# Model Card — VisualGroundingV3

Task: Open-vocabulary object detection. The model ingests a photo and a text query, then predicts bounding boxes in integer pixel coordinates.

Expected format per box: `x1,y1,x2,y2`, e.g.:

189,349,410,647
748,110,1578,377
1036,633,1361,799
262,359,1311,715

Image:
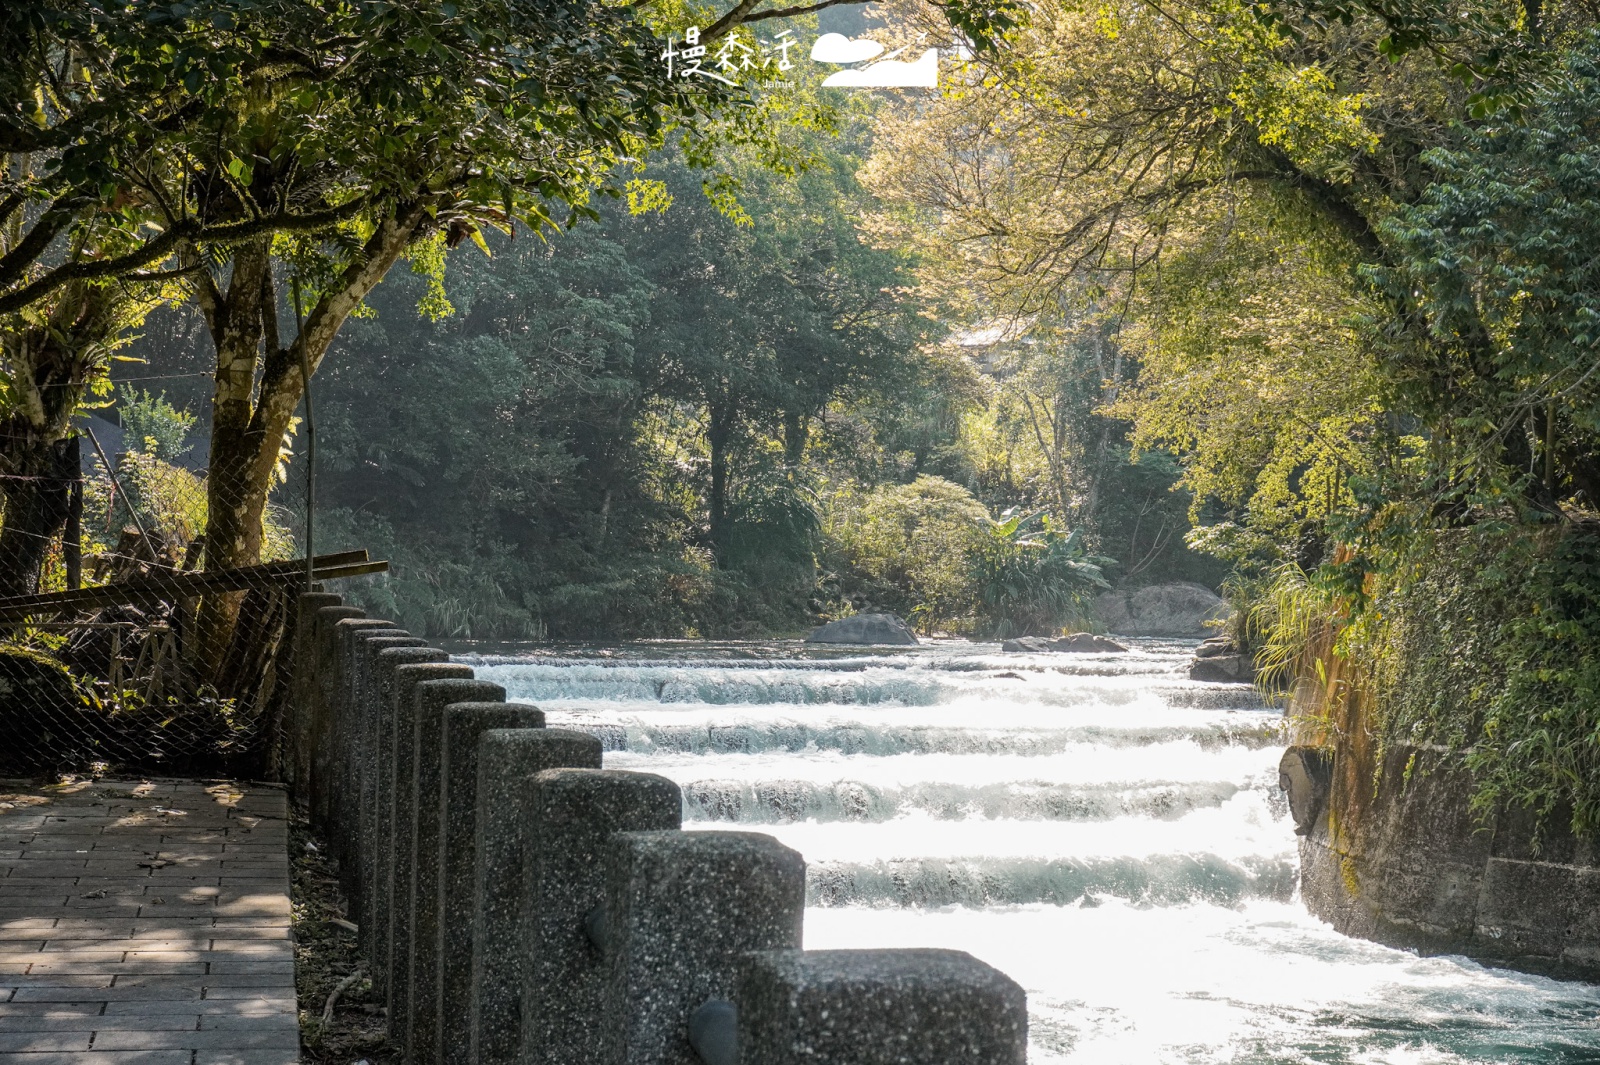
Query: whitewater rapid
465,640,1600,1063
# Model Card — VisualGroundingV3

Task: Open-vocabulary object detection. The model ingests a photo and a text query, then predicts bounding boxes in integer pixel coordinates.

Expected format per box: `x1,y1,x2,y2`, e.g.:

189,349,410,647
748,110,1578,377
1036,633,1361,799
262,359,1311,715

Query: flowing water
465,639,1600,1064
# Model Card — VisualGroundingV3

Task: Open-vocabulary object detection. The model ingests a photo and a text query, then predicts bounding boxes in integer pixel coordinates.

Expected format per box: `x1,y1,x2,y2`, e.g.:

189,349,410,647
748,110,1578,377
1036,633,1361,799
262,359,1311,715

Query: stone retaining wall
283,593,1030,1064
1285,734,1600,981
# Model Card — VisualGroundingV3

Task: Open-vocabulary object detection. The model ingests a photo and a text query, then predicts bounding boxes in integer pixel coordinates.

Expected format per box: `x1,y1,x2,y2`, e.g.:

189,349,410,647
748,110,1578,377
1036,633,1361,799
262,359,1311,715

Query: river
466,639,1600,1064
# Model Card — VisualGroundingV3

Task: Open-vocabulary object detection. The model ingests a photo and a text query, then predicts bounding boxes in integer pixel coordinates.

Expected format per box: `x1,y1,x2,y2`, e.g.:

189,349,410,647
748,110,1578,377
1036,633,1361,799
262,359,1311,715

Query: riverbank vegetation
115,126,1184,640
7,0,1600,826
874,0,1600,834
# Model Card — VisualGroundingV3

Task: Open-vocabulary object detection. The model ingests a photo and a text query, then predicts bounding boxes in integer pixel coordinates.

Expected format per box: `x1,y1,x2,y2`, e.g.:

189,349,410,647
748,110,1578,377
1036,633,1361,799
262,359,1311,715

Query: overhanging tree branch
707,0,865,35
0,198,371,316
0,201,79,293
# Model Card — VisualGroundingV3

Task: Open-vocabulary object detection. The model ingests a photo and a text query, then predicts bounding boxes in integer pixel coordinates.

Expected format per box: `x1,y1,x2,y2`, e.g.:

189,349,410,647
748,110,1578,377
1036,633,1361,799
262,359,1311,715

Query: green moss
0,646,77,704
0,646,95,772
1340,855,1362,899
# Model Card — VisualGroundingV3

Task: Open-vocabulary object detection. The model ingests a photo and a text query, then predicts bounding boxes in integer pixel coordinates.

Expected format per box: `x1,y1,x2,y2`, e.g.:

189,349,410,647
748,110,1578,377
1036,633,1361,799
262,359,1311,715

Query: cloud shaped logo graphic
821,47,938,88
810,33,885,64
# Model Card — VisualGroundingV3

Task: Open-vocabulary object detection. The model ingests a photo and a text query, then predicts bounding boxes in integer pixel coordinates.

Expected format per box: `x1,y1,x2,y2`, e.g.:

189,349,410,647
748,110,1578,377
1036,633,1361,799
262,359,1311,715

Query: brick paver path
0,780,300,1065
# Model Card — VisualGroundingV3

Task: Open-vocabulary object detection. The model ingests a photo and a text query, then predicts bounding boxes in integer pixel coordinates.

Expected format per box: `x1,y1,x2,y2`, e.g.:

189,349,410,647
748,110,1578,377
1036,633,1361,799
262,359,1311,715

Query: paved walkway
0,780,300,1065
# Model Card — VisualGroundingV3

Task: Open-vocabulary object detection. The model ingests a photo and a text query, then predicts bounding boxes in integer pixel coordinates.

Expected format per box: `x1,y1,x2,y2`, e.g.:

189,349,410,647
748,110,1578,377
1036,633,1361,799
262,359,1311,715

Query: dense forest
7,0,1600,830
111,121,1211,641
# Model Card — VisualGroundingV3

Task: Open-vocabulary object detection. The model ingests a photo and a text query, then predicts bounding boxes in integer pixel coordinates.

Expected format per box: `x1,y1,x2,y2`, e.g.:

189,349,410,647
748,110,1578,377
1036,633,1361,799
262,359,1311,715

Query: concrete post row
408,677,507,1065
468,728,604,1065
370,646,450,1003
352,633,427,965
438,702,547,1065
308,603,364,825
330,617,400,903
285,592,340,791
519,768,683,1065
385,658,470,1049
289,593,1031,1065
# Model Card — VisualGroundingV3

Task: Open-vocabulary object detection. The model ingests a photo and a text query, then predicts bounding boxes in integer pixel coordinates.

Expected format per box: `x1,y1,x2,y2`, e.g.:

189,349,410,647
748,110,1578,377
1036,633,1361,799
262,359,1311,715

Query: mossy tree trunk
0,283,125,598
189,206,428,681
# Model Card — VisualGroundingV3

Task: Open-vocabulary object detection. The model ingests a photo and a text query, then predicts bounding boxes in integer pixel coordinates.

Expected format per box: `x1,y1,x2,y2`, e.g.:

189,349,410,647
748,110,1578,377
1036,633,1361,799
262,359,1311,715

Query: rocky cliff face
1287,689,1600,980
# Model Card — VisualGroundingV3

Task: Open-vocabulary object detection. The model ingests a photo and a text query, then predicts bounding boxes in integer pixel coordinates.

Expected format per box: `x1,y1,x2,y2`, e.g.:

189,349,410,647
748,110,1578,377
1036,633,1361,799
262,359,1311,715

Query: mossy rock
0,647,95,771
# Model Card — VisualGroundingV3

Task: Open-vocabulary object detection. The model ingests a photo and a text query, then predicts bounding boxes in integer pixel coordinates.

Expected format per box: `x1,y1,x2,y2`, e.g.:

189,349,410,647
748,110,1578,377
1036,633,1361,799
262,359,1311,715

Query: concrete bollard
603,830,805,1065
309,604,365,823
331,618,400,902
468,729,603,1065
736,949,1029,1064
385,658,472,1053
338,624,407,931
437,702,546,1065
353,632,426,967
520,769,683,1065
368,643,447,1000
284,593,341,789
407,678,507,1065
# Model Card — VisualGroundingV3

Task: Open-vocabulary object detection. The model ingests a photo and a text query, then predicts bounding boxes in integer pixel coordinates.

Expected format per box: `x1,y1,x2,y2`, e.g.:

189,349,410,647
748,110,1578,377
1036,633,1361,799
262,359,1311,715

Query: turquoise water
464,640,1600,1064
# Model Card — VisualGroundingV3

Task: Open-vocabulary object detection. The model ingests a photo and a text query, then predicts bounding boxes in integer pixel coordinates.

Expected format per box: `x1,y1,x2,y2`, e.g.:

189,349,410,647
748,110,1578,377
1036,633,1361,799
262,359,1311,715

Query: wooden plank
312,560,391,581
0,551,372,621
0,550,368,613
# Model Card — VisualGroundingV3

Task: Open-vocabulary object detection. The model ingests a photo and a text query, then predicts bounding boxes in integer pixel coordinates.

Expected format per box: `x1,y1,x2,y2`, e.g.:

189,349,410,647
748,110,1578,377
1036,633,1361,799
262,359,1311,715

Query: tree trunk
64,458,82,590
191,241,273,679
782,411,807,469
0,433,77,598
189,206,428,681
0,282,124,598
708,402,732,562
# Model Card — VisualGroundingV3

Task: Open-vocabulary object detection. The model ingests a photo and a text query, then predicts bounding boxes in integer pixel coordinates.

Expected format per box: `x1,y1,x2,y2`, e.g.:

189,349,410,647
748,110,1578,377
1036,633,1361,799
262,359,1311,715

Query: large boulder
805,614,919,646
1095,582,1231,637
1189,653,1254,683
1001,634,1128,653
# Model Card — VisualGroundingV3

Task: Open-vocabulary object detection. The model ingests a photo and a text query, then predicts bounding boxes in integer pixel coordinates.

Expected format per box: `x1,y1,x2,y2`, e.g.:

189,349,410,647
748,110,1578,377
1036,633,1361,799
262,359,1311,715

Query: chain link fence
0,425,382,778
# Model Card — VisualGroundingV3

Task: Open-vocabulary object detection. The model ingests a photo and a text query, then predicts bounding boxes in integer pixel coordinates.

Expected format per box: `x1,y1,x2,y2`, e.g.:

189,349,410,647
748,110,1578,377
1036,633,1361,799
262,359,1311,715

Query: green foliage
300,132,936,640
117,452,208,547
1261,0,1567,118
969,512,1113,639
823,476,990,633
1289,38,1600,838
720,474,821,593
117,387,195,463
949,315,1215,585
1340,525,1600,837
1363,32,1600,517
1242,562,1339,691
79,393,295,560
308,217,672,639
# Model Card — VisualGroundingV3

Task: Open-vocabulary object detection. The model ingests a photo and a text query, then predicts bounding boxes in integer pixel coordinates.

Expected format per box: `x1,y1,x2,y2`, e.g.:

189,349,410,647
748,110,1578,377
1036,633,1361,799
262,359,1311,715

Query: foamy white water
466,639,1600,1063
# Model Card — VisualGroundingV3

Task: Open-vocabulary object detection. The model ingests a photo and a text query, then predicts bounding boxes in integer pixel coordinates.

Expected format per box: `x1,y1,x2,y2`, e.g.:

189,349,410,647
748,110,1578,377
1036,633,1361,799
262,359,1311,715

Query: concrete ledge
737,948,1028,1064
604,830,804,1065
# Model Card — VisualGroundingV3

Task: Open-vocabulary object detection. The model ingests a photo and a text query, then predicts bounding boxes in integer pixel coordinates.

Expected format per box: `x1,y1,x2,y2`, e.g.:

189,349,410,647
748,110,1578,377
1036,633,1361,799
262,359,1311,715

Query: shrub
970,512,1113,638
823,476,990,633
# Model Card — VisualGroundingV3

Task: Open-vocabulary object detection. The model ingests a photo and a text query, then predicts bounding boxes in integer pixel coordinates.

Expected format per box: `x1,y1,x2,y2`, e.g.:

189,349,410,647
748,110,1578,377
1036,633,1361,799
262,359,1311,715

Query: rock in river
805,614,919,646
1001,634,1128,653
1095,581,1231,637
1189,652,1254,683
